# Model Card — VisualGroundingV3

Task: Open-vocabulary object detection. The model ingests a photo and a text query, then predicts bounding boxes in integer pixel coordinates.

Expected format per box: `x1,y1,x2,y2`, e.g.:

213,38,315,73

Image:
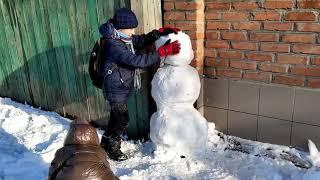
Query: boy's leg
101,102,129,161
106,102,129,138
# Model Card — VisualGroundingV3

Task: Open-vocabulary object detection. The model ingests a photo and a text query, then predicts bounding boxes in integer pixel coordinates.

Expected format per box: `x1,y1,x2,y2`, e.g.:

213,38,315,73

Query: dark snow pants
105,102,129,140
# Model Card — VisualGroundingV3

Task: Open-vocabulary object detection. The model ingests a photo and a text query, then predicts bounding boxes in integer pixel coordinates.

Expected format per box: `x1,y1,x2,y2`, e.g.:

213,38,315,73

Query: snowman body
150,32,209,156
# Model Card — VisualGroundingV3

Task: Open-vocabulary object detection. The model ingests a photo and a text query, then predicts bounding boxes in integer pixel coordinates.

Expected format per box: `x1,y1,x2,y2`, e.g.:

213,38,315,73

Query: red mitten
157,40,181,57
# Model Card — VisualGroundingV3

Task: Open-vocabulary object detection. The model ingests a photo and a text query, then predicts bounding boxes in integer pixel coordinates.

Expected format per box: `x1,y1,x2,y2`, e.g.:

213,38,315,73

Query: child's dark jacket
99,22,160,103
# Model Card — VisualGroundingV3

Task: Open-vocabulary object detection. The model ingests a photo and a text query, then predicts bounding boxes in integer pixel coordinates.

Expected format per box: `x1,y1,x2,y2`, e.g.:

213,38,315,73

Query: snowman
150,31,210,157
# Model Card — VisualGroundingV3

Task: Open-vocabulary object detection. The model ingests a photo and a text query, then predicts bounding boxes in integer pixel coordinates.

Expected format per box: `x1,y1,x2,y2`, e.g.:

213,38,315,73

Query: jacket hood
64,119,99,146
99,20,118,39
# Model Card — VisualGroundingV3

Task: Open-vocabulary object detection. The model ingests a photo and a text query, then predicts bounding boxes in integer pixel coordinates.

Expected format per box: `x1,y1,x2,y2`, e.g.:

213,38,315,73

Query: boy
99,8,181,161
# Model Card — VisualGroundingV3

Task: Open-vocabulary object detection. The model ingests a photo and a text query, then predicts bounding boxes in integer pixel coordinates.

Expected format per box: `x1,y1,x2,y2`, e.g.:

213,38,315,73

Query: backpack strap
104,63,118,79
102,39,131,88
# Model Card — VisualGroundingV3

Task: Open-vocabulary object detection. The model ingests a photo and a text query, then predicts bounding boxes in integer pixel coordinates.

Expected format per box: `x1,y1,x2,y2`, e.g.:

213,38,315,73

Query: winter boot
101,136,128,161
101,102,129,161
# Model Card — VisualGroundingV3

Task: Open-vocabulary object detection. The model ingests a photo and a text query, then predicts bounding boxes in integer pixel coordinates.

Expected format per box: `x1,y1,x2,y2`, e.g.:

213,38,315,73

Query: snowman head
155,31,194,66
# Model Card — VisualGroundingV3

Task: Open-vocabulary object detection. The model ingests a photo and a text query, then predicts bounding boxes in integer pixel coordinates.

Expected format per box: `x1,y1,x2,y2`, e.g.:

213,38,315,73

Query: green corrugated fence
0,0,152,139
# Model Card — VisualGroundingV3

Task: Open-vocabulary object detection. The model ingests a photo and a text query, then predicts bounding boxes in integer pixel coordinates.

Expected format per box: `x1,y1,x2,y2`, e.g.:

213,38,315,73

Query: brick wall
163,0,205,73
163,0,320,88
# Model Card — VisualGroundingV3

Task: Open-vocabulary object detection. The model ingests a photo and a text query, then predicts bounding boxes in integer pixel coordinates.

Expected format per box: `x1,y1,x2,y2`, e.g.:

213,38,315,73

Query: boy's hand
157,40,181,57
158,26,180,36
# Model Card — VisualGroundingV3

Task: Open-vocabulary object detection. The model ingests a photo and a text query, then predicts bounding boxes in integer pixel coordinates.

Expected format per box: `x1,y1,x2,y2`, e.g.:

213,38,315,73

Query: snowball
150,106,208,156
155,31,194,66
151,65,200,106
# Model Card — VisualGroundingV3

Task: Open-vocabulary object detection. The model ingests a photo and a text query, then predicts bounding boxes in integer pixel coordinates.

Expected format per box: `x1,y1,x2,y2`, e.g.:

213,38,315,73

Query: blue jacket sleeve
106,40,160,68
132,30,160,50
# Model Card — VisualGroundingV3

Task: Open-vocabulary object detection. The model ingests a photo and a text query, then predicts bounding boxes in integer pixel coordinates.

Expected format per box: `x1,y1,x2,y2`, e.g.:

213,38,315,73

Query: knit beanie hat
112,8,138,29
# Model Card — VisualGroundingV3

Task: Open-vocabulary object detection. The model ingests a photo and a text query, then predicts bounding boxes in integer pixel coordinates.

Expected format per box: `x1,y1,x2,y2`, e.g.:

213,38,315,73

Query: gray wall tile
291,122,320,150
228,111,257,141
229,80,260,114
204,78,229,109
204,107,228,134
257,117,291,146
202,78,320,150
259,84,294,120
294,88,320,126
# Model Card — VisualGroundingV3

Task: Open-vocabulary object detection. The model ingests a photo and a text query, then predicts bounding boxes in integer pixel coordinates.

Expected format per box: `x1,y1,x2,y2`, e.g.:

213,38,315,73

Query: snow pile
1,97,320,179
308,140,320,167
155,32,194,66
0,98,70,179
150,31,209,157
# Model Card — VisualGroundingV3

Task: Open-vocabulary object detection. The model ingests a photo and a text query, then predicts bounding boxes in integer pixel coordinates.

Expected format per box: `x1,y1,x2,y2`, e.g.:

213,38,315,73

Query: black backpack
88,38,105,89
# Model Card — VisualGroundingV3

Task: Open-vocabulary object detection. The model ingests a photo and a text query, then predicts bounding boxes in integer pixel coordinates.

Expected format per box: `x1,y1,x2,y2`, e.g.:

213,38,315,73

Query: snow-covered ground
0,97,319,180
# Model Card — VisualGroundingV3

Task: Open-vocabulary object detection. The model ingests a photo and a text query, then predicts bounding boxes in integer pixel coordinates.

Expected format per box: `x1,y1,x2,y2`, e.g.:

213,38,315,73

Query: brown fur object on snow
48,119,118,180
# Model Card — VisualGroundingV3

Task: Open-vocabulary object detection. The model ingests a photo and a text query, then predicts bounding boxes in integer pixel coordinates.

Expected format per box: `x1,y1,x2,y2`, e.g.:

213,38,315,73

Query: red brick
244,72,272,82
186,12,204,21
264,22,293,31
192,40,204,51
216,68,242,78
190,61,197,68
232,2,258,10
311,56,320,65
259,63,288,73
191,44,204,58
284,12,316,21
231,42,258,50
273,75,305,86
175,22,200,31
188,32,205,39
207,2,231,10
205,31,219,40
205,58,229,67
291,66,320,76
194,48,204,59
175,2,203,10
264,0,294,9
261,43,290,53
204,48,217,57
205,12,220,20
191,58,204,67
250,32,279,42
223,12,248,21
163,21,175,27
230,60,257,70
207,22,231,30
206,40,229,49
298,1,320,9
222,31,247,41
164,2,174,10
246,52,273,62
204,68,216,76
307,79,320,88
164,12,185,21
297,23,320,32
252,12,281,21
316,34,320,44
282,34,315,43
233,22,260,30
277,54,308,65
292,44,320,54
219,50,242,59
